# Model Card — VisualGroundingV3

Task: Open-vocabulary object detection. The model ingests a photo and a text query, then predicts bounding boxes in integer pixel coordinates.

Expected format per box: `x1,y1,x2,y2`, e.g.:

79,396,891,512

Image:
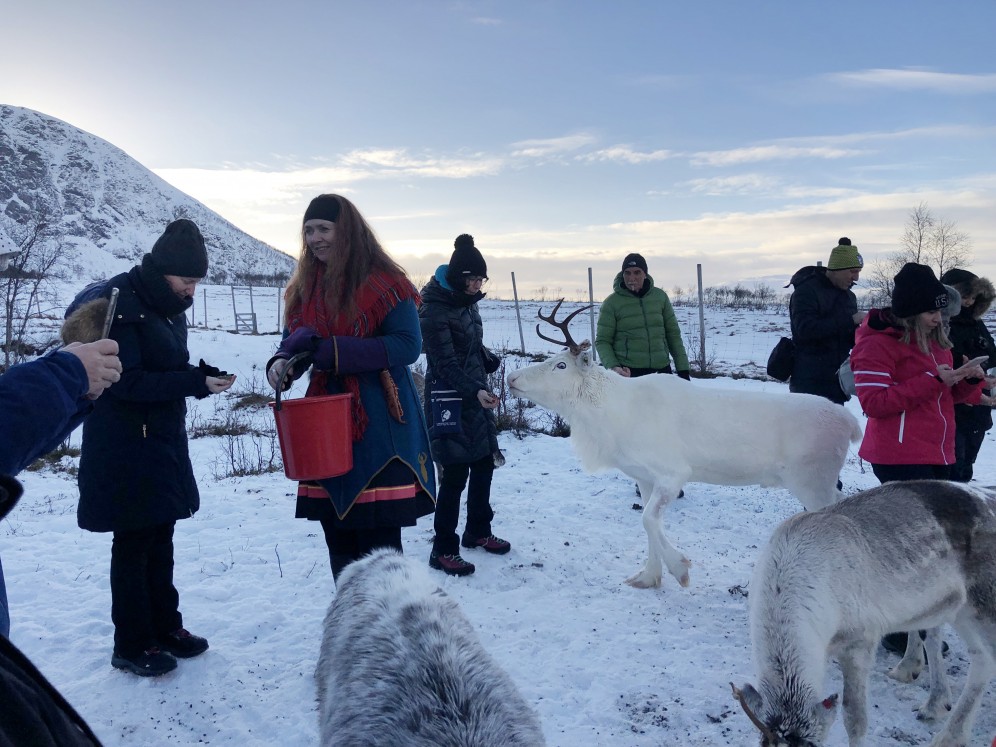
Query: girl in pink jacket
851,263,985,483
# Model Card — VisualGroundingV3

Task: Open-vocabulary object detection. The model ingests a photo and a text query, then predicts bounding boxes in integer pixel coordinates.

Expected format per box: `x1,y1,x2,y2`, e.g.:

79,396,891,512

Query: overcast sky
3,0,995,298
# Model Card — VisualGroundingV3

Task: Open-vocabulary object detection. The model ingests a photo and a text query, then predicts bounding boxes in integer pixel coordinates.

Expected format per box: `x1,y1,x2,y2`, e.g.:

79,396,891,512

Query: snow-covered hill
0,105,296,283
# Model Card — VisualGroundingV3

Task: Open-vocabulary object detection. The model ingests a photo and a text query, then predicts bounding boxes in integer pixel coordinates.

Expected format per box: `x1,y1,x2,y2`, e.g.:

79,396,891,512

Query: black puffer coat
943,272,996,431
419,269,500,465
787,266,858,404
72,258,210,532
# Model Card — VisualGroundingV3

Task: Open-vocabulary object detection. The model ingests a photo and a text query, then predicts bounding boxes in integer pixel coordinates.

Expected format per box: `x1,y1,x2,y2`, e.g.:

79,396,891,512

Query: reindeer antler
536,299,593,353
730,683,777,744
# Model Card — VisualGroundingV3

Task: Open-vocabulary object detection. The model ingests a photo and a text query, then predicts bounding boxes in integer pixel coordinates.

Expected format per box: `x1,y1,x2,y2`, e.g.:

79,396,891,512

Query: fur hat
150,219,208,278
826,238,863,271
940,268,996,320
303,194,341,224
891,263,948,318
621,253,648,273
446,234,487,287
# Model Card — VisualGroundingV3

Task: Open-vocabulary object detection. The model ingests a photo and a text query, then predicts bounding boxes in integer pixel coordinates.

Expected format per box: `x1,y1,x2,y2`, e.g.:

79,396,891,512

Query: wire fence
182,282,795,378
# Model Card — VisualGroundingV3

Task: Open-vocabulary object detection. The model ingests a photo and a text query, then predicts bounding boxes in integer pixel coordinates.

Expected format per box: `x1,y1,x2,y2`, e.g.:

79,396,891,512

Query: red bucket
269,357,353,480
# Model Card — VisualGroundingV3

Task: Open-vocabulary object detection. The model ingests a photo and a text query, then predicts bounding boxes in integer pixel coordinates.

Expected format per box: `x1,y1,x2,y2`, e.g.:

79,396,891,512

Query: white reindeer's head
506,300,603,413
731,683,838,747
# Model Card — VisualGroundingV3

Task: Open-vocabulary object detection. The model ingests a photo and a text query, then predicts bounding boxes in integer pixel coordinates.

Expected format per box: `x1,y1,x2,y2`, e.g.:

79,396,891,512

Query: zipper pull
143,424,147,438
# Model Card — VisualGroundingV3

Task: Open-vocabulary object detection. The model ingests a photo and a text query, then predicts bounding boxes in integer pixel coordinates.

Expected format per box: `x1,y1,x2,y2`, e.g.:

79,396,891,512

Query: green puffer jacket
595,273,689,371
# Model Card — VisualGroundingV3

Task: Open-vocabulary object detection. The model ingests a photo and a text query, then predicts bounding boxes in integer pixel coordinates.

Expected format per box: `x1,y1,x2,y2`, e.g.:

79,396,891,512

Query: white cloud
339,148,504,178
827,68,996,94
581,145,674,164
691,145,865,167
510,134,598,158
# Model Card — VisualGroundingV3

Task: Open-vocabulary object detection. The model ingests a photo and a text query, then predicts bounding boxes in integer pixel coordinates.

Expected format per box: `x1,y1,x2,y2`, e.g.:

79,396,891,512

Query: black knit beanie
150,219,208,278
939,268,978,290
303,194,341,224
891,263,948,317
622,253,648,273
446,234,487,286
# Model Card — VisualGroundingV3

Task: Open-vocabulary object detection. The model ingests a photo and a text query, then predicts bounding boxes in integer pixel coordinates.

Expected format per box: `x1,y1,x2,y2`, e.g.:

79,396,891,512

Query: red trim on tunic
297,481,417,503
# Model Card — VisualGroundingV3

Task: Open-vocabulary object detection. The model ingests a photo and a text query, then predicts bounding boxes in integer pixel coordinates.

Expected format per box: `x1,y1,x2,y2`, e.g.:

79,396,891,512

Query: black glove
198,359,230,378
676,370,691,381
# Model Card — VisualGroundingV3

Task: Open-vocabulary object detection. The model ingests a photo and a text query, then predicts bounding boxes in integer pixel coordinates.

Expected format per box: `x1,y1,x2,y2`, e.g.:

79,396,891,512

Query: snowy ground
3,292,996,746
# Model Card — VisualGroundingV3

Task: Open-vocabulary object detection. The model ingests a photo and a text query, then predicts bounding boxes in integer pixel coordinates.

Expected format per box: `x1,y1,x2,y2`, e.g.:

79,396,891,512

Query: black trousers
871,463,952,483
952,424,987,482
319,520,402,582
110,522,182,657
432,455,495,555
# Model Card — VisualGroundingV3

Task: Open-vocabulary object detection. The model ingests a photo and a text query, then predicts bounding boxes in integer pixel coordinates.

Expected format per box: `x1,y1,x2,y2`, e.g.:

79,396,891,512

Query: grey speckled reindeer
734,480,996,747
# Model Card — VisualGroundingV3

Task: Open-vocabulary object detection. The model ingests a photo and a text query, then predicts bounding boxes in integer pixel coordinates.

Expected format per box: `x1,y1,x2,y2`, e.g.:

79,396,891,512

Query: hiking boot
111,647,177,677
159,628,209,659
429,551,476,576
461,534,511,555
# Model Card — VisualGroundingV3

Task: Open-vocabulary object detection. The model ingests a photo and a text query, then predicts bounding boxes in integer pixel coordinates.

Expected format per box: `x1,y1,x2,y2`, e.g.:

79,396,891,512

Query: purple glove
277,326,321,358
313,336,390,373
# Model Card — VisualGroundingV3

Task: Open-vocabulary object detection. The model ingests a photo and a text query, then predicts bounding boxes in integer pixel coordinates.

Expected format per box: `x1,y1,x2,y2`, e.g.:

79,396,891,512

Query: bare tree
0,215,77,369
866,202,973,305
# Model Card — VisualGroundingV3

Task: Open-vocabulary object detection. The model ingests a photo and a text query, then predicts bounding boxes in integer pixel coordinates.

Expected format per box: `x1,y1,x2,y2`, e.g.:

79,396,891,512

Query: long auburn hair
283,194,410,325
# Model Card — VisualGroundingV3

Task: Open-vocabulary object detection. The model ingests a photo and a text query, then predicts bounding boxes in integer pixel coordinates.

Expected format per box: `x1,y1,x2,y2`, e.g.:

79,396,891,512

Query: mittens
676,370,691,381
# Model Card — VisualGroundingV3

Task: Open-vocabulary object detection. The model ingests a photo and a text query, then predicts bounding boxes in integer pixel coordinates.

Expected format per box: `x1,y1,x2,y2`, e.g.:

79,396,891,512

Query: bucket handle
273,352,314,412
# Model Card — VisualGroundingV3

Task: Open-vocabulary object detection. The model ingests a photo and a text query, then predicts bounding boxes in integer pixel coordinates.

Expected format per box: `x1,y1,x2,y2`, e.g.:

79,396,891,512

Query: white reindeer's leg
916,628,952,721
930,622,996,747
837,641,875,746
888,630,926,684
625,485,690,589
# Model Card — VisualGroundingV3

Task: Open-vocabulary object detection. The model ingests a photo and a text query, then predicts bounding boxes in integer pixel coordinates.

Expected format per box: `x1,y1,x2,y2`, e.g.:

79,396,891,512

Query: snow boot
429,551,476,576
111,646,177,677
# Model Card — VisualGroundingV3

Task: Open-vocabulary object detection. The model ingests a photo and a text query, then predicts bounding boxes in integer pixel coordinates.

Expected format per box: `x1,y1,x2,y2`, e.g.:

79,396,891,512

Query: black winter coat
948,306,996,431
788,266,858,404
419,274,500,465
74,259,210,532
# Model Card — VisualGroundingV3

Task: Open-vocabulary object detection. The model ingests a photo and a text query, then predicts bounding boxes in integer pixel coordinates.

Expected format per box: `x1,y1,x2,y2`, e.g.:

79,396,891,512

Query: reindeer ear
809,692,839,735
739,683,764,713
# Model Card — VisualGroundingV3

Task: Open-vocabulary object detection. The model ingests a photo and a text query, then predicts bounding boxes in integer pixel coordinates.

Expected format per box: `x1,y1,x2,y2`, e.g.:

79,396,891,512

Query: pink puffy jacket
851,309,983,466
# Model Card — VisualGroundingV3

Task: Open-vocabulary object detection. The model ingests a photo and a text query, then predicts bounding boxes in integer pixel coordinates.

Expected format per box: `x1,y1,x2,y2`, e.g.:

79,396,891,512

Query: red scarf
288,268,420,440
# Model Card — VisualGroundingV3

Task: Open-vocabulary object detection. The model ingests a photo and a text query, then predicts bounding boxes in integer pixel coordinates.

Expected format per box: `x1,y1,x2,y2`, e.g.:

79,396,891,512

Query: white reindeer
734,480,996,747
315,549,546,747
506,301,862,588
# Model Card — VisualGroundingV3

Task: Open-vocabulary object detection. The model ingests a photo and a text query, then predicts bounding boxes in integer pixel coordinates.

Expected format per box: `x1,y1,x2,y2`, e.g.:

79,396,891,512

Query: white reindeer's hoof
887,663,920,683
624,570,662,589
915,700,952,722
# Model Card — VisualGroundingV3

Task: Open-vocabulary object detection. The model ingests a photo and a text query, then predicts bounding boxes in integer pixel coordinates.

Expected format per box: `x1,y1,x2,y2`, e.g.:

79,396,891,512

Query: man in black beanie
63,217,233,677
149,219,209,280
595,253,690,380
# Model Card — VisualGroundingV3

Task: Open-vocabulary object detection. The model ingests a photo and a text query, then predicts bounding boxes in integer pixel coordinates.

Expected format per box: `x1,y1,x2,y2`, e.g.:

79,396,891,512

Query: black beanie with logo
891,262,948,317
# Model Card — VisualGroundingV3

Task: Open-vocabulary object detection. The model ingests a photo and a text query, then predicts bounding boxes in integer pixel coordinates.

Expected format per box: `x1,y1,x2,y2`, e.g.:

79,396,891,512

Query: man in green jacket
596,253,691,380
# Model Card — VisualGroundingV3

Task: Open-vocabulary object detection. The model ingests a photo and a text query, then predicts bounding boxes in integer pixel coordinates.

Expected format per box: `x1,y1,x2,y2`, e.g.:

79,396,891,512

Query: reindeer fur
739,480,996,747
506,348,861,588
315,549,546,747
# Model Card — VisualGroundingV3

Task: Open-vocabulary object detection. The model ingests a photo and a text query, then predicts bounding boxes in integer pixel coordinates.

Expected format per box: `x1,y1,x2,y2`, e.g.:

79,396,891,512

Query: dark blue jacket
72,261,209,532
0,353,91,516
